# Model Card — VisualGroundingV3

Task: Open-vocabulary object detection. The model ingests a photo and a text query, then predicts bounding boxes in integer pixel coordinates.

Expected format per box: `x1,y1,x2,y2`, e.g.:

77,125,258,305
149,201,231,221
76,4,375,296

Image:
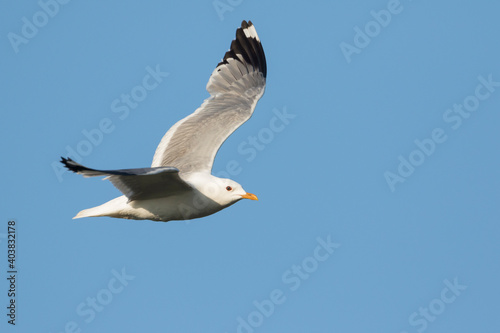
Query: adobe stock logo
7,0,71,54
226,235,340,333
52,267,135,333
384,74,500,192
340,0,404,64
182,106,295,224
52,64,169,183
399,277,466,333
212,0,243,21
211,106,295,183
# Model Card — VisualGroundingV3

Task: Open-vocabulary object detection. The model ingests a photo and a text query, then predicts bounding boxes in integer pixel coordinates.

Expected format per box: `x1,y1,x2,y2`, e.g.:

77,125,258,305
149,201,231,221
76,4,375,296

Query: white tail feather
72,196,128,219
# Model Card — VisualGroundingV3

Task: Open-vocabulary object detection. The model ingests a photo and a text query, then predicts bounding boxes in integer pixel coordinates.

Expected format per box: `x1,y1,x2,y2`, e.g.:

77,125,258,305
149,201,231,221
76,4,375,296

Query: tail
73,207,107,219
72,196,128,219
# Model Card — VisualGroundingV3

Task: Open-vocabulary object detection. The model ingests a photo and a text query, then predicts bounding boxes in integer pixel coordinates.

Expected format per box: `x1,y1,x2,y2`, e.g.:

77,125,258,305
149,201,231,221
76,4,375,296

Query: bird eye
226,186,232,191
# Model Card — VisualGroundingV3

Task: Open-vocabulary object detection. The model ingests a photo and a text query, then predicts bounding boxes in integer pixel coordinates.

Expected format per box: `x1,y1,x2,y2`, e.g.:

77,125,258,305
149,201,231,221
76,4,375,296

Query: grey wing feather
61,158,192,202
151,20,266,173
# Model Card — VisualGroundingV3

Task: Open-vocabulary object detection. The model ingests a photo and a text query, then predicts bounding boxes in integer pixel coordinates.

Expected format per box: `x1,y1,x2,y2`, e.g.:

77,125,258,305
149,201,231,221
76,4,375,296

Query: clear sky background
1,1,500,332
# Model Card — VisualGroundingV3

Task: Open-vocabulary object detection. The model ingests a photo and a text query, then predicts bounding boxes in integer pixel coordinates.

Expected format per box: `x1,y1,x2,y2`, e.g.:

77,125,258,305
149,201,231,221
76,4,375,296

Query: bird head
190,174,258,207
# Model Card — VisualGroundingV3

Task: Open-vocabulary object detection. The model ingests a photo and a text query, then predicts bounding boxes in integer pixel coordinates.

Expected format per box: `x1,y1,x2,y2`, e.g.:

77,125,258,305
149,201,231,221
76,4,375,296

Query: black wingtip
216,20,266,78
60,157,83,173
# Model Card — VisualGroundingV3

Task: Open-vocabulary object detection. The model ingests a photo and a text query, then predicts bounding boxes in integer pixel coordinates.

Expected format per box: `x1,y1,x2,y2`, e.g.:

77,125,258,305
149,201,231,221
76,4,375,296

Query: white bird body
62,21,266,222
74,173,250,221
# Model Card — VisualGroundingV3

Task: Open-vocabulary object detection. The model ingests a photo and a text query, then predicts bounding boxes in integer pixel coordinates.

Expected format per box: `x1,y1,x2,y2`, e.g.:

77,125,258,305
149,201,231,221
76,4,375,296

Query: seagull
61,20,266,222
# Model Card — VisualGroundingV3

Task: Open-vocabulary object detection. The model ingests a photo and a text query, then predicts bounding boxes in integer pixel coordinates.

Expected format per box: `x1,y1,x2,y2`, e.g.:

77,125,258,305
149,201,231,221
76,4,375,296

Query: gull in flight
61,20,266,222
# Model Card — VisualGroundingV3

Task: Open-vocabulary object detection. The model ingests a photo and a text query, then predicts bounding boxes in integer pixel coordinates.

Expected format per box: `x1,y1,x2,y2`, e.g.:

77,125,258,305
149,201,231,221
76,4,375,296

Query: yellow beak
240,192,258,201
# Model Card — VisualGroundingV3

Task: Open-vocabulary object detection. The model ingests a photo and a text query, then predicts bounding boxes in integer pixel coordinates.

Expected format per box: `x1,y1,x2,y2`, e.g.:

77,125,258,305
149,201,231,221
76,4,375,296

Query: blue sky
1,1,500,332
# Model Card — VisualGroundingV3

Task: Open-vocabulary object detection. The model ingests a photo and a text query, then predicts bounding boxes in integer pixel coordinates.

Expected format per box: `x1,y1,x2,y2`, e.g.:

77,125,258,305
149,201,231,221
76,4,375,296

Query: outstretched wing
151,20,267,173
61,158,192,202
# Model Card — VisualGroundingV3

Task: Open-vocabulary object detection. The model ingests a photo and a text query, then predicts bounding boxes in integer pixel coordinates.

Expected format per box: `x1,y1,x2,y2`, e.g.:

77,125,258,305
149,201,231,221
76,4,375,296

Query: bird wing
61,158,192,202
151,20,266,173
